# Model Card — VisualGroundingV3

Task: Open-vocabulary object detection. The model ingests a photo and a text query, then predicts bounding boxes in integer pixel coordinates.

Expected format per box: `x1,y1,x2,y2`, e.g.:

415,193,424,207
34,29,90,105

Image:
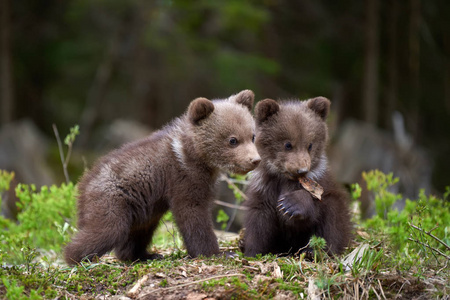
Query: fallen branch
138,273,245,298
408,223,450,251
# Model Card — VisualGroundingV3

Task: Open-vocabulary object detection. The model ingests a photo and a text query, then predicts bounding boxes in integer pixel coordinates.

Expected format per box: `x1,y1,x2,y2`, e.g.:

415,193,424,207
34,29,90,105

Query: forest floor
2,227,448,300
1,170,449,299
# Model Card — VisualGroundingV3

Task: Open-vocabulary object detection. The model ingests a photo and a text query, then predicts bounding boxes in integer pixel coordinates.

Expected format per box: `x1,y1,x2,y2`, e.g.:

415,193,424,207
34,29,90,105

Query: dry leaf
357,230,370,239
307,277,321,300
186,292,208,300
342,243,370,272
299,177,324,201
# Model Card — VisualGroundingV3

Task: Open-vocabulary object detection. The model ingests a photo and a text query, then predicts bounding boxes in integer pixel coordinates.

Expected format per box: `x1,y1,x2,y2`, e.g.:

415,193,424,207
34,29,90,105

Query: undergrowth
0,168,449,299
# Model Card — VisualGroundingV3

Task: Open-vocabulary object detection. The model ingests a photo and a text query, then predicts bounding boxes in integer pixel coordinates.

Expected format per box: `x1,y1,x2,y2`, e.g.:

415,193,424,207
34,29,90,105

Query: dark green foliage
6,0,450,191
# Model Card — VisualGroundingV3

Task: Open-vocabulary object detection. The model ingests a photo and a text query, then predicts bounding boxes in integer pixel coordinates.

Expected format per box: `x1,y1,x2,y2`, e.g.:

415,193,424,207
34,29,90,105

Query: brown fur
243,97,351,257
64,90,260,265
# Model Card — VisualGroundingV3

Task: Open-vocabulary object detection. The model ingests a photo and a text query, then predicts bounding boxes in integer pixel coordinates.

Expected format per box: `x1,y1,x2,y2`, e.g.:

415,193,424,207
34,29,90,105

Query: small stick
219,246,239,251
371,285,381,300
395,280,409,299
408,238,450,259
242,265,259,271
359,279,368,299
52,124,70,184
409,223,450,251
437,259,448,274
138,273,245,298
294,241,311,256
161,219,180,252
377,279,387,300
127,274,149,298
214,199,247,210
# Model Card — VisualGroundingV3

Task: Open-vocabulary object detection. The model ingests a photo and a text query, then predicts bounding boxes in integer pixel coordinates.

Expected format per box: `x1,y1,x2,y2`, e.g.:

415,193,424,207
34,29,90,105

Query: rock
0,119,55,219
92,119,153,152
329,119,432,217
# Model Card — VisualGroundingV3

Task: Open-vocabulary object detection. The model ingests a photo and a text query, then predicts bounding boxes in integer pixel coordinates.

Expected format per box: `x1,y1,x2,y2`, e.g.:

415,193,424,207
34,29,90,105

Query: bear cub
243,97,351,257
64,90,261,265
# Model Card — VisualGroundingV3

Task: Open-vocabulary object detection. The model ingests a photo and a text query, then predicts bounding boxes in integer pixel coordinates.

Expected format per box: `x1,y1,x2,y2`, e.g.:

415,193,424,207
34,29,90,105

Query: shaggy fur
243,97,351,257
64,90,260,265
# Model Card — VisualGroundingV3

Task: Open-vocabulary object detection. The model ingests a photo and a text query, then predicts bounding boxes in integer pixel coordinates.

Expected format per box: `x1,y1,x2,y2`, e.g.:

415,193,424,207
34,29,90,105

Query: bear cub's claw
277,190,313,221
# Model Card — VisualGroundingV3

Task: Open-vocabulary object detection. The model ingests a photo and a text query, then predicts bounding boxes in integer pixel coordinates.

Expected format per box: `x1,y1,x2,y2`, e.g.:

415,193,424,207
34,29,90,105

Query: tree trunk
362,0,380,125
0,0,14,125
445,34,450,115
385,0,399,130
409,0,421,139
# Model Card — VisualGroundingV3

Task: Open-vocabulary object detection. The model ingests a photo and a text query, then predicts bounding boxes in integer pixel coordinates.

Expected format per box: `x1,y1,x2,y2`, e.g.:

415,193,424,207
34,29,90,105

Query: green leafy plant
0,170,15,229
0,169,14,192
361,170,450,269
0,171,77,264
350,182,361,201
216,209,230,230
363,170,402,220
309,236,327,262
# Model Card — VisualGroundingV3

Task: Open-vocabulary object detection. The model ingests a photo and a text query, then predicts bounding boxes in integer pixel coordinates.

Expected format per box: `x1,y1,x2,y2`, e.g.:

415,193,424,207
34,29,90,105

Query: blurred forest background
0,0,449,198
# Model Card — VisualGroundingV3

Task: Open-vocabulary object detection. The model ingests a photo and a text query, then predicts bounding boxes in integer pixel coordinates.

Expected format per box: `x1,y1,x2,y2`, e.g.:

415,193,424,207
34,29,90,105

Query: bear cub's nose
251,157,261,167
297,168,308,176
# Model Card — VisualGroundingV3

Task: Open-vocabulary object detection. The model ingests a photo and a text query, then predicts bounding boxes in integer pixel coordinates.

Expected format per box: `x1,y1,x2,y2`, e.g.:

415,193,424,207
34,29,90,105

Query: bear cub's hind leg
115,216,165,262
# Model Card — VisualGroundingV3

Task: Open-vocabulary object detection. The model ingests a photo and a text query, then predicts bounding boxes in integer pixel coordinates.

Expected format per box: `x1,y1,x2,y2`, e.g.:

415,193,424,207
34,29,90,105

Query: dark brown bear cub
243,97,351,257
64,90,261,265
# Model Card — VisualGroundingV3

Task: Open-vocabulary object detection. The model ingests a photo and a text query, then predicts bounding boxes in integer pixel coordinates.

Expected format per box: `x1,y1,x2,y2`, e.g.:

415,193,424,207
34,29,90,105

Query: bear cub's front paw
277,190,314,221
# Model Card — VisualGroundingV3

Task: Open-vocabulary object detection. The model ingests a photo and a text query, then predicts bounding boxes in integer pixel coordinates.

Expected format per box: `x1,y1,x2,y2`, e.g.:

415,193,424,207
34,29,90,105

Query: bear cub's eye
308,143,313,152
252,134,255,143
285,142,293,151
229,137,238,146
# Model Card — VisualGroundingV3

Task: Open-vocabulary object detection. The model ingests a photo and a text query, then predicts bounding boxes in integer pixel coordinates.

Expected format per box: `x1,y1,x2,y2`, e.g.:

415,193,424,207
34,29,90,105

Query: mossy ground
1,170,449,299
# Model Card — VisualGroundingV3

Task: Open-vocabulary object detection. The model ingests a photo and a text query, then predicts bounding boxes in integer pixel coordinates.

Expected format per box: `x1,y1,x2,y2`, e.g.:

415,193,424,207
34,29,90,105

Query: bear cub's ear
188,97,215,125
255,99,280,125
232,89,255,111
307,96,331,120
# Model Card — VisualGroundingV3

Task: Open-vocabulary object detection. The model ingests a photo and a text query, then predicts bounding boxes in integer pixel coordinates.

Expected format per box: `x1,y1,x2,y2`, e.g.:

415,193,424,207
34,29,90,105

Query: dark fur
64,90,260,265
243,97,351,257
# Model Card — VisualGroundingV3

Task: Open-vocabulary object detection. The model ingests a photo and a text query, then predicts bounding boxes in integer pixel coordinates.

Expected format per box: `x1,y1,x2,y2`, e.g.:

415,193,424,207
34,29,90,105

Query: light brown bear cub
243,97,351,257
64,90,261,265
